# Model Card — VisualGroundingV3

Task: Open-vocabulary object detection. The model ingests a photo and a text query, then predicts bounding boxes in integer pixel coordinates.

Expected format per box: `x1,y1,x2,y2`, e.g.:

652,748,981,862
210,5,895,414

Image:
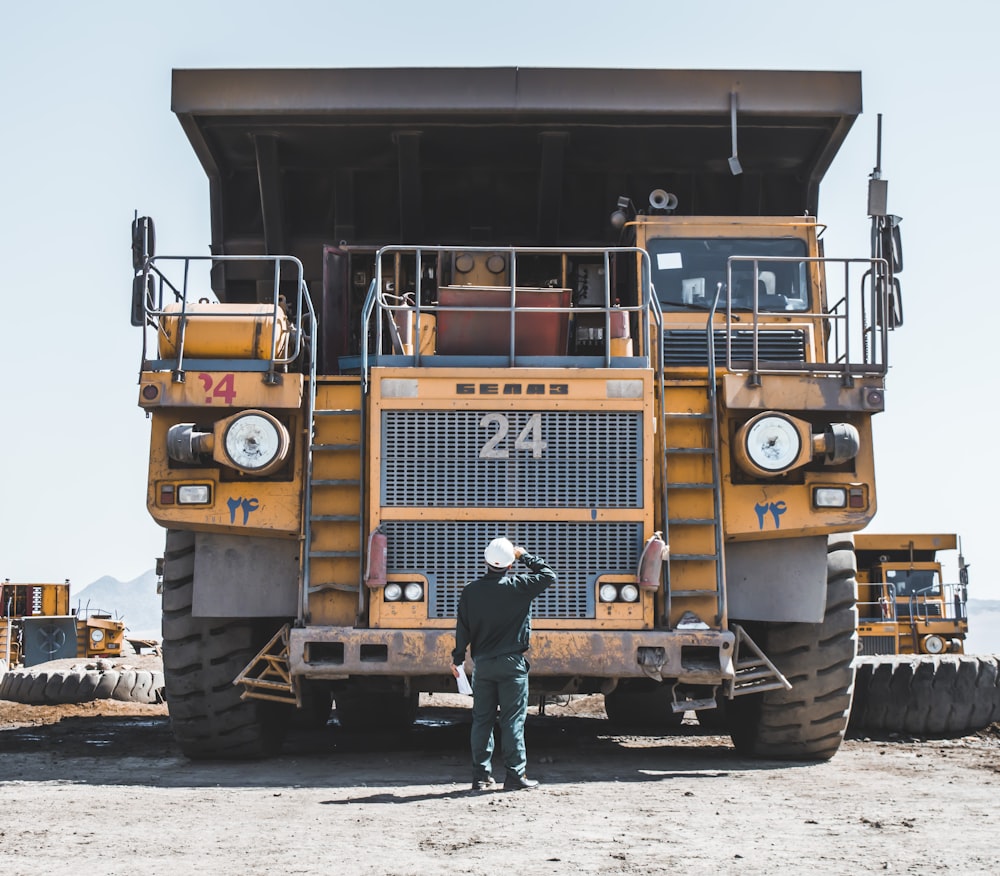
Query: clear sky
1,1,996,598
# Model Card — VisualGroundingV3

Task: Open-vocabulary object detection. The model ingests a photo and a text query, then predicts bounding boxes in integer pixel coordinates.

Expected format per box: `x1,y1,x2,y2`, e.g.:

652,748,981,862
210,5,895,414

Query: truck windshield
648,237,810,312
886,568,941,598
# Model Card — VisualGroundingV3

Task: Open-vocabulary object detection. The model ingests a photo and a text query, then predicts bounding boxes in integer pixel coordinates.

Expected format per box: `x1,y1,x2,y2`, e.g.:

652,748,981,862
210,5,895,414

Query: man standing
450,537,556,791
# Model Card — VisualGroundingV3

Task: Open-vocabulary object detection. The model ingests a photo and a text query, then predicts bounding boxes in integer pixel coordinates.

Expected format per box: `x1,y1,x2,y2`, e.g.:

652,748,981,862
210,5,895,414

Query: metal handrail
704,282,728,626
857,598,896,622
723,255,890,382
298,289,319,626
138,254,313,376
649,291,668,569
360,245,654,387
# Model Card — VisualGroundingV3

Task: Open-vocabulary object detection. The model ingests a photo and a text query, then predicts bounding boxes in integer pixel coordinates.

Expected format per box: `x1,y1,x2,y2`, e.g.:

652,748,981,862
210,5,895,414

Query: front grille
664,329,806,366
381,519,644,619
381,410,642,508
858,635,896,656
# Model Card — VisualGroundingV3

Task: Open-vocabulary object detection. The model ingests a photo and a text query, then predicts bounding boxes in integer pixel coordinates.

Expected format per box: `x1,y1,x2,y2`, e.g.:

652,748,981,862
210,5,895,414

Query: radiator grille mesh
381,410,642,508
858,636,896,657
382,520,644,619
664,329,806,366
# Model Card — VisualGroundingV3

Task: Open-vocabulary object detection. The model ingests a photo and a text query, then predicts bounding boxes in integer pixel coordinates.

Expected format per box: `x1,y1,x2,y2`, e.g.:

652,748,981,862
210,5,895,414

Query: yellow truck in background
0,580,126,667
848,535,996,738
133,68,903,761
855,534,969,656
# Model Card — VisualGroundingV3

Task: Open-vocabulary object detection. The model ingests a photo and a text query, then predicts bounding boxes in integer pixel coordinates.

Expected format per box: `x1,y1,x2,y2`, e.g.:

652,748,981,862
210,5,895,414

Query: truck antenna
867,114,888,217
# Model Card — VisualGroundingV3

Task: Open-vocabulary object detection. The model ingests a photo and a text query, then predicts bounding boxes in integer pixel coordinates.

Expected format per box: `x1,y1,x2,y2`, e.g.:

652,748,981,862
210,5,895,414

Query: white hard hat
485,537,516,569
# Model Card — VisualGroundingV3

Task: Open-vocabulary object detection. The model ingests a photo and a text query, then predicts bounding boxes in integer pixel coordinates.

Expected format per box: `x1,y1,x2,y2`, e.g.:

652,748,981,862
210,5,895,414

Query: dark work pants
470,653,529,779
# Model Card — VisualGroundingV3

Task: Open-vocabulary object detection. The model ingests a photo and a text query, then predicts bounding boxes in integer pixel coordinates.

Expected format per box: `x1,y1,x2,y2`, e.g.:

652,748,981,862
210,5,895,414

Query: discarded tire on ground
0,667,165,705
850,654,1000,736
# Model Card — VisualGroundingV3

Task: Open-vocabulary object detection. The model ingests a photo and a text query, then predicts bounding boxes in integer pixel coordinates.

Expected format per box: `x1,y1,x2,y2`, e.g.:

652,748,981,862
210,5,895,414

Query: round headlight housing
599,584,619,603
403,582,424,602
619,584,640,603
745,415,801,471
922,634,946,655
90,628,105,644
734,411,810,478
384,583,403,602
221,411,290,476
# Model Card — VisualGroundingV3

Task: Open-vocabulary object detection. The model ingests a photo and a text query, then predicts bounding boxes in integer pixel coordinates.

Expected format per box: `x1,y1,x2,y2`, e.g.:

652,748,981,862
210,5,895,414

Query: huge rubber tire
727,535,858,761
161,530,292,759
850,655,1000,736
604,679,685,731
0,667,164,704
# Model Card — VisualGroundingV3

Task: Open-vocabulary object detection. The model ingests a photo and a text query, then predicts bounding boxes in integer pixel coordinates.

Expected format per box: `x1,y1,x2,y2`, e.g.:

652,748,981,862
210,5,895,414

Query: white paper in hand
455,664,473,695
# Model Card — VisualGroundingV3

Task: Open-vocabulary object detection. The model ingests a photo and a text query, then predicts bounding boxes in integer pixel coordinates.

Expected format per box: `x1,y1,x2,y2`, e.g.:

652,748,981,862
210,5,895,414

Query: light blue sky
1,1,996,598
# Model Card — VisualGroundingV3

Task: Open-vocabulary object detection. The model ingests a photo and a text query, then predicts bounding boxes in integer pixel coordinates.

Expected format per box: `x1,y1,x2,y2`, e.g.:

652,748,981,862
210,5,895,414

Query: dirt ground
1,683,998,876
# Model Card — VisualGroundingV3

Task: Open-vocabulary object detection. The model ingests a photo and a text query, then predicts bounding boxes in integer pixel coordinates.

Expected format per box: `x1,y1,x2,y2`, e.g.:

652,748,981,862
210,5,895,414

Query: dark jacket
451,553,556,665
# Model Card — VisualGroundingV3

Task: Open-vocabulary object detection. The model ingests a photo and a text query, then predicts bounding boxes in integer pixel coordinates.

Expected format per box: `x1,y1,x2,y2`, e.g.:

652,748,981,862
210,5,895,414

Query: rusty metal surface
288,626,735,684
435,287,571,356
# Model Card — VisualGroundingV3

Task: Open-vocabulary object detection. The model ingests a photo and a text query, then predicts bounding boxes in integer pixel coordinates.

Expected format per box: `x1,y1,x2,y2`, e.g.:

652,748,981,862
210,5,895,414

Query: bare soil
1,684,998,875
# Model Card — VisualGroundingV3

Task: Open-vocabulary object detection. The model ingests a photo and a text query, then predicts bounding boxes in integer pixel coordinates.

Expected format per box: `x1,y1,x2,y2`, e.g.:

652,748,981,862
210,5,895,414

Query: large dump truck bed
172,67,861,273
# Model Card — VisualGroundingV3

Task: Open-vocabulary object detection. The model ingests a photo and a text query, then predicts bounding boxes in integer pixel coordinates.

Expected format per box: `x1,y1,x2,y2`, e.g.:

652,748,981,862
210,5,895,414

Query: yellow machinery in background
0,580,126,667
855,534,969,656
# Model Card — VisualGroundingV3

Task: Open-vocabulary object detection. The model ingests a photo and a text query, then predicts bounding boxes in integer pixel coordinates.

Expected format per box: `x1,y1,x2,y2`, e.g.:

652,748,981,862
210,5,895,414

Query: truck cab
855,534,969,655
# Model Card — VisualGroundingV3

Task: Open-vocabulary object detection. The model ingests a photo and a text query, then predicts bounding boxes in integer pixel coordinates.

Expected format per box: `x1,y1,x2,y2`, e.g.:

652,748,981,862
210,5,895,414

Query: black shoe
504,773,539,791
471,777,497,791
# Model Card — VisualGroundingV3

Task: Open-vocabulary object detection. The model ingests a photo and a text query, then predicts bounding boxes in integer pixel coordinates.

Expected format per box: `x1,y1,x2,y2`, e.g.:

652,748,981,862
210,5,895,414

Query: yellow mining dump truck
849,535,997,737
855,534,969,656
132,68,903,760
0,579,126,667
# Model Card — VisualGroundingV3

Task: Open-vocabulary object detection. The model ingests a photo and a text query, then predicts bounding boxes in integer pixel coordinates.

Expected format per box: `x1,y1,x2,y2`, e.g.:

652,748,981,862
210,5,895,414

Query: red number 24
198,373,237,405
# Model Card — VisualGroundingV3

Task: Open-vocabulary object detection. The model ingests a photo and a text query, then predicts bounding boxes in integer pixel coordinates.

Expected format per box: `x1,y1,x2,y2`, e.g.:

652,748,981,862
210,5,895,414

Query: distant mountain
71,570,160,635
969,598,1000,613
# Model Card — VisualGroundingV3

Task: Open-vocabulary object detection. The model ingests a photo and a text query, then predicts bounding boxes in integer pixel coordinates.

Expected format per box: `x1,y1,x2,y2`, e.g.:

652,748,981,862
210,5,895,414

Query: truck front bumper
288,626,736,684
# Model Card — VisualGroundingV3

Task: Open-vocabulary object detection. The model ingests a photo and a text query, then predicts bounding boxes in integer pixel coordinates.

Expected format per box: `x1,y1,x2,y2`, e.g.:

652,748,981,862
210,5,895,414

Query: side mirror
870,215,903,275
889,217,903,274
131,272,155,327
132,215,156,271
886,277,903,329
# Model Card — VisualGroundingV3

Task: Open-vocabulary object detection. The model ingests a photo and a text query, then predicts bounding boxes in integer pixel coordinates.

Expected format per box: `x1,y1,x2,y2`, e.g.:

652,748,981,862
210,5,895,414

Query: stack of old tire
850,654,1000,736
0,660,165,705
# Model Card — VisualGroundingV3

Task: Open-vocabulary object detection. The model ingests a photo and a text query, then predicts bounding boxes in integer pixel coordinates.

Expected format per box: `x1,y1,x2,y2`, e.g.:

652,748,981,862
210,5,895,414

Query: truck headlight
734,412,811,478
619,584,640,603
218,410,290,476
599,584,618,603
922,634,945,655
178,484,212,504
813,487,847,508
384,583,403,602
745,415,801,471
403,582,424,602
90,629,105,643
